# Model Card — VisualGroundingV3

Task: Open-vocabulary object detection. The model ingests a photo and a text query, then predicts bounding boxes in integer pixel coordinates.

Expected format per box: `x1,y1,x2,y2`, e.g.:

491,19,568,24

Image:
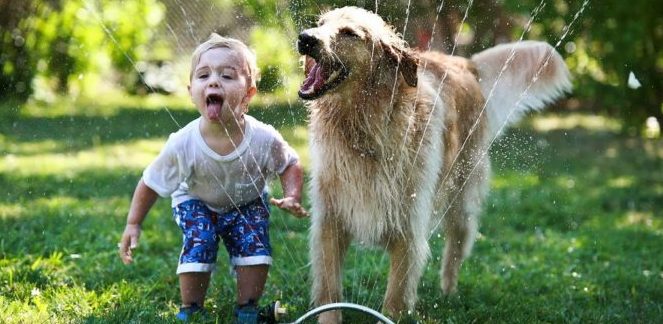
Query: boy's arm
270,161,308,218
119,178,159,264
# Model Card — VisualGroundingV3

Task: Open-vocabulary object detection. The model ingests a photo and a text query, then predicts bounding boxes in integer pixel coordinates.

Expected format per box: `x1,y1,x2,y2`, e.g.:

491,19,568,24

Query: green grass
1,96,662,323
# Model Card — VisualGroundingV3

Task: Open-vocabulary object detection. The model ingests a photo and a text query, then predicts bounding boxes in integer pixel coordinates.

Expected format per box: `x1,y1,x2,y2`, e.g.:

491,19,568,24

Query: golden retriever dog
297,6,571,322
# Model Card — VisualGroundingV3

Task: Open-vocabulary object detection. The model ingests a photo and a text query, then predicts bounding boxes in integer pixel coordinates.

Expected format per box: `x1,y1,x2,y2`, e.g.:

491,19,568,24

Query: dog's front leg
383,235,428,319
310,215,350,324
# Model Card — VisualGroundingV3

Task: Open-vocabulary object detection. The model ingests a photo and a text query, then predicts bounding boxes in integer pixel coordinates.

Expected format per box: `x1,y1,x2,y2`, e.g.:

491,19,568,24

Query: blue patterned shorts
173,197,272,274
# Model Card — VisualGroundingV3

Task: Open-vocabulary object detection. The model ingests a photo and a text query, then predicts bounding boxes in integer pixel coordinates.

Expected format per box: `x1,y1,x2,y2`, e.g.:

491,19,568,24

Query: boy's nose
208,74,220,87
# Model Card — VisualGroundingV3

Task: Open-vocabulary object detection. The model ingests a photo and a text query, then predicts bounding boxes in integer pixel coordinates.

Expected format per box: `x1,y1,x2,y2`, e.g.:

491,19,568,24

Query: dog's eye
339,28,359,38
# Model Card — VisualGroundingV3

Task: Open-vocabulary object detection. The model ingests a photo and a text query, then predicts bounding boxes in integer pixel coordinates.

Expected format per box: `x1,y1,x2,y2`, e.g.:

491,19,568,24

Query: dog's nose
298,31,320,55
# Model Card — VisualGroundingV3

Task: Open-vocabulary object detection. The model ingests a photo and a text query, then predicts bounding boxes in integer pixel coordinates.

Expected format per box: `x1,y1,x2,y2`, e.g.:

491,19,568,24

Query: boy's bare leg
179,272,211,306
236,265,269,305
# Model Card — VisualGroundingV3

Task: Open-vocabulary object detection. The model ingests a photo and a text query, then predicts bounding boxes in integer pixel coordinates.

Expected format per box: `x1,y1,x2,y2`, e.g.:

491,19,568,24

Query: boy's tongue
206,102,222,120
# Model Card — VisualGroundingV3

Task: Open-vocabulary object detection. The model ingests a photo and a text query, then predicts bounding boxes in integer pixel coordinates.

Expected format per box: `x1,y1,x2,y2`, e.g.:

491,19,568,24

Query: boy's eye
221,68,236,79
198,73,208,79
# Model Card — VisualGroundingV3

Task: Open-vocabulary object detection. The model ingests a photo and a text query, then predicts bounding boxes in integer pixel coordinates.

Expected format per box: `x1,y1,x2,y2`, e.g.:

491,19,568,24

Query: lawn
1,96,662,323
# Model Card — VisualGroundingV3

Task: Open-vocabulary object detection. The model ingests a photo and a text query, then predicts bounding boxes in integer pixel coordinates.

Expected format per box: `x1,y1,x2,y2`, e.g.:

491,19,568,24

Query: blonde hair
189,33,260,89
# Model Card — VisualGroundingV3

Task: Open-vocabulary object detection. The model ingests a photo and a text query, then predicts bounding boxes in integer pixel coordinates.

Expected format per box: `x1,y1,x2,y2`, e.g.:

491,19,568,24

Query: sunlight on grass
1,139,164,176
530,113,621,132
23,93,191,118
554,175,578,189
617,211,661,231
1,196,127,221
491,173,539,189
1,138,65,155
3,102,663,322
0,204,23,219
607,176,635,189
0,297,50,324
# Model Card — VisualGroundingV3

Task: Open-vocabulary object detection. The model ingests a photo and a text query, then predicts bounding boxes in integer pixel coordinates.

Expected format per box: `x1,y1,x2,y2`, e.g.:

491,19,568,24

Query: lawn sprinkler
259,301,395,324
258,301,287,323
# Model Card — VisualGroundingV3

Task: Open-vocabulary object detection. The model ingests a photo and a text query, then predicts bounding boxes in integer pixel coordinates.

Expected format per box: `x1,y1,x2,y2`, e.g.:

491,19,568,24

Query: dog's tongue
301,63,327,93
206,102,221,120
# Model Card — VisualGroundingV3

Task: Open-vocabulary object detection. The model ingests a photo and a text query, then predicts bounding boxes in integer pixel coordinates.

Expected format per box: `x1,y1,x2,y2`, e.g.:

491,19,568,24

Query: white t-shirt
143,115,299,213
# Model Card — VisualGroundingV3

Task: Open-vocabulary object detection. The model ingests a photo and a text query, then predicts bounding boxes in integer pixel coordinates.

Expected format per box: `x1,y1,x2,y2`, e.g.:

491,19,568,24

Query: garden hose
259,301,395,323
291,302,395,324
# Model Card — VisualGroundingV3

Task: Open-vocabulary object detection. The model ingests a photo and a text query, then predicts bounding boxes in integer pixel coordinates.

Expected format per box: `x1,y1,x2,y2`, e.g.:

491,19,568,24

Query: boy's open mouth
206,94,224,119
298,56,349,100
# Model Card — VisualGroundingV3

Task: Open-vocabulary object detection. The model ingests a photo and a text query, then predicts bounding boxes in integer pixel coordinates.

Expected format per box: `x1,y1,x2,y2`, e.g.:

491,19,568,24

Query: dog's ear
400,51,419,87
380,40,419,87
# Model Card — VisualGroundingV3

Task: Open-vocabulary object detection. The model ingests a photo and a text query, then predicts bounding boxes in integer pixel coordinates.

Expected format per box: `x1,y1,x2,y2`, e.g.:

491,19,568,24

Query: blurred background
1,0,661,135
1,1,662,323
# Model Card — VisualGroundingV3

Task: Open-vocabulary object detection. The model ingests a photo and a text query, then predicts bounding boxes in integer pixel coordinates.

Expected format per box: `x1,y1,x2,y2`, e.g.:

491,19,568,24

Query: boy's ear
241,86,257,113
244,86,257,103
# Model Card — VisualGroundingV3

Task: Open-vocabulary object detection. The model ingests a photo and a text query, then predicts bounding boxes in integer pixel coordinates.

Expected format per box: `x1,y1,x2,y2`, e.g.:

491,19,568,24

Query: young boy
118,33,308,322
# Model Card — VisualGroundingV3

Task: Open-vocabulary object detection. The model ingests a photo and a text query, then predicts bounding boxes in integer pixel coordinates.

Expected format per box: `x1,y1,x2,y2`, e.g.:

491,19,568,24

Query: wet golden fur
302,7,571,322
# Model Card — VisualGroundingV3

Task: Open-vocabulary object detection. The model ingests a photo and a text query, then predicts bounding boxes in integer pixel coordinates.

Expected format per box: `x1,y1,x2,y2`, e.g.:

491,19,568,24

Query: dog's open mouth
299,57,349,100
205,94,224,120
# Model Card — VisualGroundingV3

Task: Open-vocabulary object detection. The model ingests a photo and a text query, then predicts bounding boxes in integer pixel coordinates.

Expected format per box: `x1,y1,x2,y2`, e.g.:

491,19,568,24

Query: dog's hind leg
440,200,478,294
440,167,486,294
310,216,351,324
383,235,428,318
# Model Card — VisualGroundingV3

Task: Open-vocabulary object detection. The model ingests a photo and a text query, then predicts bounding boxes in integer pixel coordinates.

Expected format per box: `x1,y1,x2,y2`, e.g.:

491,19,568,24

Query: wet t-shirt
142,115,298,213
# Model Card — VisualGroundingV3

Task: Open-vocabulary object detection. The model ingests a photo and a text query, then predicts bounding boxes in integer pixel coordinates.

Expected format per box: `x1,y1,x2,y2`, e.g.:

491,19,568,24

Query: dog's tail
471,41,572,137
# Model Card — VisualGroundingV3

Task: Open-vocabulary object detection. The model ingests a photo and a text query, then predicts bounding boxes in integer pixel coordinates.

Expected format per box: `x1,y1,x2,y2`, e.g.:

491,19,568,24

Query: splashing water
84,0,592,318
431,0,590,239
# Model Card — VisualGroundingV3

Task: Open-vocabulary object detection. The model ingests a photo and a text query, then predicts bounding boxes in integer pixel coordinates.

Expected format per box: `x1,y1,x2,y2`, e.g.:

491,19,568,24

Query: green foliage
503,0,663,133
32,0,105,93
99,0,166,76
0,1,40,102
232,1,302,96
286,0,663,133
4,0,662,132
0,0,166,104
250,27,300,94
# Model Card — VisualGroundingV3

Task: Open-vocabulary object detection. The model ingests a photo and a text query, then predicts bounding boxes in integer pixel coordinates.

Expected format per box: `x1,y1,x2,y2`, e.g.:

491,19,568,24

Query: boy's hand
118,224,141,264
270,197,309,218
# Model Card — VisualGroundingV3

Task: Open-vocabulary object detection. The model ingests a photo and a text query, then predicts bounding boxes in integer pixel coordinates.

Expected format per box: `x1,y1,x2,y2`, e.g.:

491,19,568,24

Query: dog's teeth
327,70,340,83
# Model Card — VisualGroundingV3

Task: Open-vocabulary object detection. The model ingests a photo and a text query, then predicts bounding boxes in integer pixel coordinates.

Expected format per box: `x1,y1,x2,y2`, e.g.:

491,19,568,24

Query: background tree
287,0,662,133
0,1,41,104
0,0,165,106
2,0,662,133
